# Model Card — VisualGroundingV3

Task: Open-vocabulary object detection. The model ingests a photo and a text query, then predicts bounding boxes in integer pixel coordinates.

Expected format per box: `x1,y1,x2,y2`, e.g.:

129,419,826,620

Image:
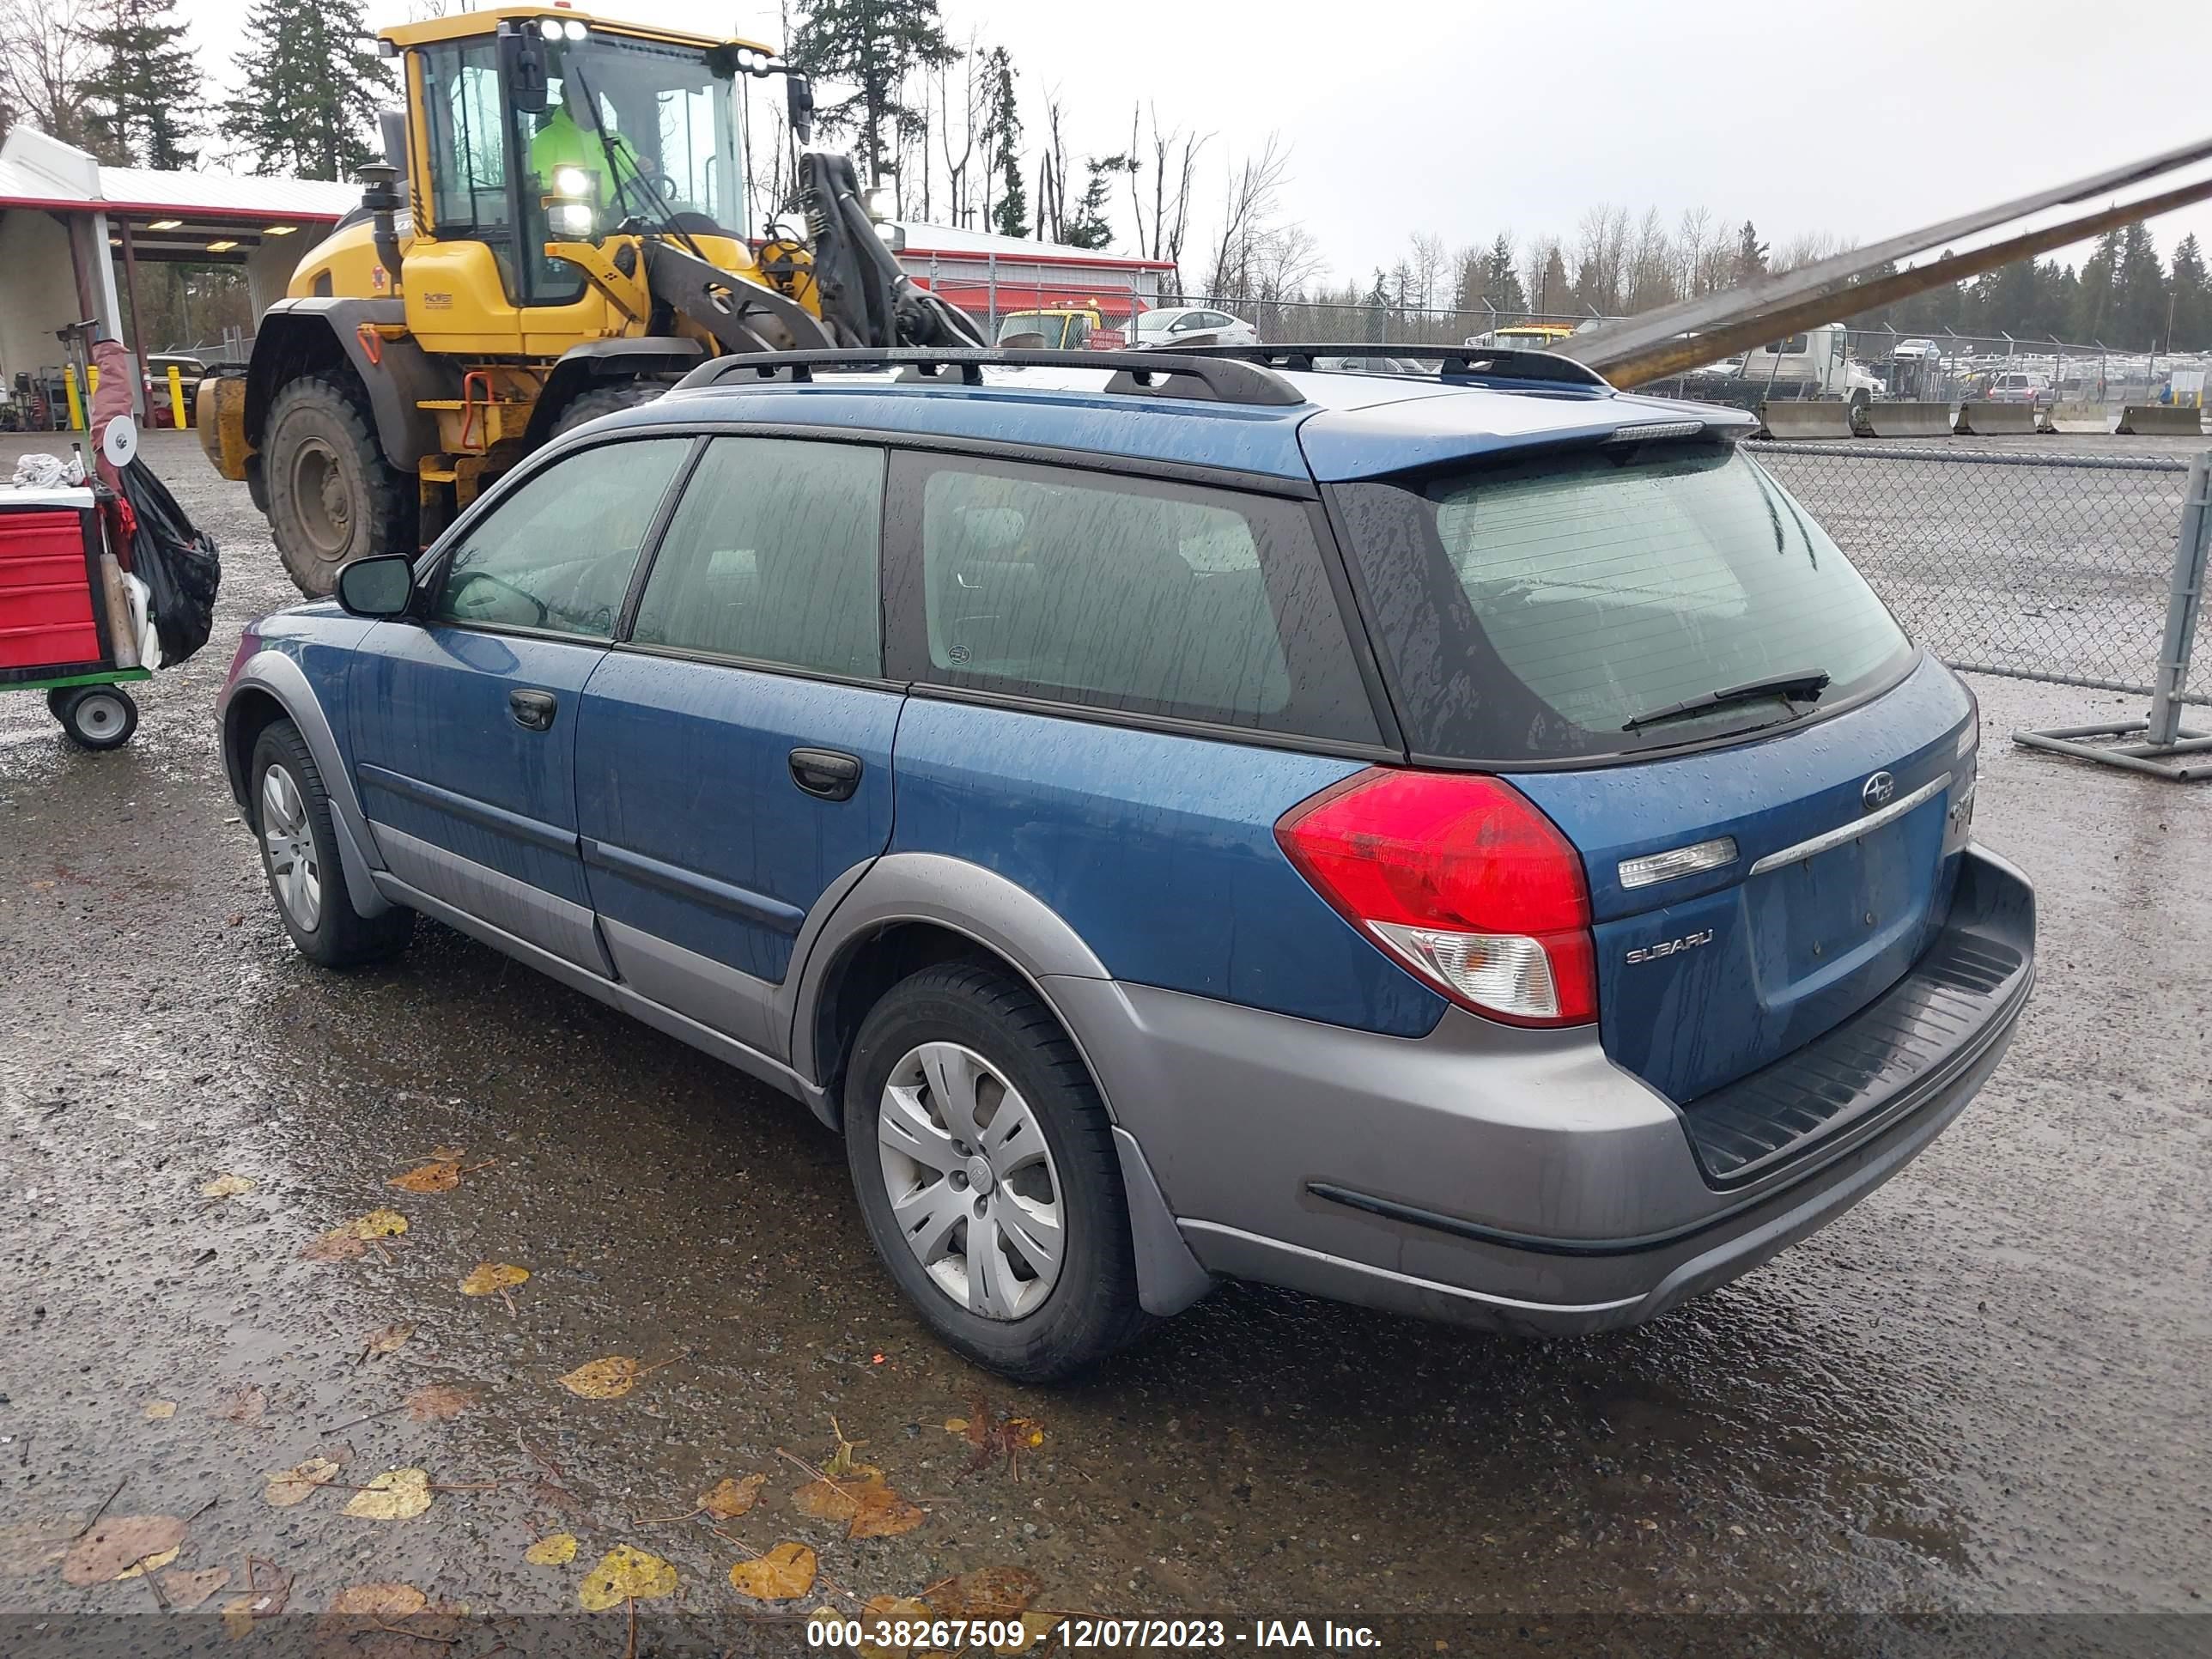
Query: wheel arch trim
219,650,392,919
250,300,460,471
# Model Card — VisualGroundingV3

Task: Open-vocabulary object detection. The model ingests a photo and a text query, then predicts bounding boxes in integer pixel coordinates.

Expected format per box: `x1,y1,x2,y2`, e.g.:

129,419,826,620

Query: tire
249,718,413,968
264,374,417,599
550,380,665,437
844,961,1147,1382
54,684,137,750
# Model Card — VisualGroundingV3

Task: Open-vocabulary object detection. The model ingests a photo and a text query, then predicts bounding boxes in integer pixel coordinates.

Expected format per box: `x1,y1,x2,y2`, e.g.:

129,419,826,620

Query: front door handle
789,747,862,801
508,689,558,732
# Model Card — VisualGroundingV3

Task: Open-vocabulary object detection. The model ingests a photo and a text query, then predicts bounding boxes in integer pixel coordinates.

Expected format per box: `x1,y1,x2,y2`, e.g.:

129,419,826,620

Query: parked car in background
1982,368,2051,404
218,344,2034,1382
1133,307,1259,349
1465,324,1578,353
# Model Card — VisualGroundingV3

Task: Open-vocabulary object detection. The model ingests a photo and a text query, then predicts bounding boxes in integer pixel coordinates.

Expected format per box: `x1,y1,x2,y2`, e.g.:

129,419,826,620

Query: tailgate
1515,656,1978,1103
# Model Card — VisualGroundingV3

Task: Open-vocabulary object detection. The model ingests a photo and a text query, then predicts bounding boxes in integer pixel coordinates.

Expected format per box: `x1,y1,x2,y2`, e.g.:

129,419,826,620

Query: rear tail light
1274,768,1597,1027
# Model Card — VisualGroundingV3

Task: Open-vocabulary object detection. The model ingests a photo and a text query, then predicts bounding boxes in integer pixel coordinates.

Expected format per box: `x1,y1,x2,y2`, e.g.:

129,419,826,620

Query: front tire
54,685,137,749
550,380,665,437
264,374,416,599
844,962,1146,1382
249,719,413,968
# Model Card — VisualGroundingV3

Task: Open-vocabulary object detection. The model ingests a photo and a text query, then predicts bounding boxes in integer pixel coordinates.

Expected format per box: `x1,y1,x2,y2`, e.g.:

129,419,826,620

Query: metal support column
119,220,149,418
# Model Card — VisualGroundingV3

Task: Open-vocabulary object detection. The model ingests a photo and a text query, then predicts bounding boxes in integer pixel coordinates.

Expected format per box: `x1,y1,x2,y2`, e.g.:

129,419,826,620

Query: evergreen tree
222,0,389,180
1483,232,1527,315
1733,220,1768,283
982,47,1025,239
2169,234,2210,352
2112,222,2167,349
1538,245,1569,314
789,0,957,186
1060,155,1127,251
2070,229,2122,341
81,0,201,168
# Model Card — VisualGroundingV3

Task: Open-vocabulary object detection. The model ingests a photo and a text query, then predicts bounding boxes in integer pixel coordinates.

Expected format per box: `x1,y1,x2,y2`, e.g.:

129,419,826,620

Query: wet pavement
1,431,2208,1648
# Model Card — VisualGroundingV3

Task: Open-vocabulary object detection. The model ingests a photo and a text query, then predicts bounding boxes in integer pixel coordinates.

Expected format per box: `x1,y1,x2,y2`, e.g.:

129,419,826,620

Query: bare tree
1773,229,1850,273
1406,231,1448,314
1127,101,1207,267
1201,133,1290,300
0,0,99,149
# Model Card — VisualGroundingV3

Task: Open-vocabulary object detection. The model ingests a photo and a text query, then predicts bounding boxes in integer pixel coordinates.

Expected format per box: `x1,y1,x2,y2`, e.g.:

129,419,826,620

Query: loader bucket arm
797,152,988,349
1559,133,2212,387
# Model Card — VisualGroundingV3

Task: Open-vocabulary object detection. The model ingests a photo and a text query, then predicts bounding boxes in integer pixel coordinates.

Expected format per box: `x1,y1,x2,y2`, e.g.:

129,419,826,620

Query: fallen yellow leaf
994,1612,1063,1655
299,1230,365,1261
403,1382,474,1422
344,1208,409,1239
927,1565,1042,1620
201,1174,254,1200
387,1160,460,1194
161,1566,231,1610
61,1516,187,1585
578,1545,676,1612
327,1583,428,1619
942,1418,969,1435
342,1468,432,1521
459,1262,530,1297
524,1532,578,1566
727,1540,816,1601
264,1457,343,1507
858,1595,933,1659
363,1322,414,1357
700,1474,767,1520
220,1596,256,1639
557,1356,663,1400
794,1474,925,1540
144,1400,176,1420
115,1544,181,1580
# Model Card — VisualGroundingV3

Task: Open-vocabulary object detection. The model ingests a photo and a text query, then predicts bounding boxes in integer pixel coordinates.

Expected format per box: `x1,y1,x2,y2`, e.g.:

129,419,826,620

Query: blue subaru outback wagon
217,344,2035,1381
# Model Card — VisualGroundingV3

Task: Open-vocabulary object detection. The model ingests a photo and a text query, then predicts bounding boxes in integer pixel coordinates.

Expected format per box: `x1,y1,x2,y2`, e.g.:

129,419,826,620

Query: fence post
2147,449,2212,746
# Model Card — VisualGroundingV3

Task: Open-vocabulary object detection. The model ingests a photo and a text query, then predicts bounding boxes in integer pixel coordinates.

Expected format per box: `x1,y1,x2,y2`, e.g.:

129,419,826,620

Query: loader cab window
422,43,514,238
517,33,747,300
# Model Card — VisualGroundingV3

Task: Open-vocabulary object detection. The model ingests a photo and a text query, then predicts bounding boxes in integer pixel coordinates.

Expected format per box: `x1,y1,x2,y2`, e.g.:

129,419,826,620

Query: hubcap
288,436,352,558
876,1041,1063,1321
260,763,322,931
74,693,125,738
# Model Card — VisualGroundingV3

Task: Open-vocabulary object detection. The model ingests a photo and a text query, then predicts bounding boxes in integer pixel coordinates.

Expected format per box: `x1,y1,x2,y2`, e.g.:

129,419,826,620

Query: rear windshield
1334,441,1914,763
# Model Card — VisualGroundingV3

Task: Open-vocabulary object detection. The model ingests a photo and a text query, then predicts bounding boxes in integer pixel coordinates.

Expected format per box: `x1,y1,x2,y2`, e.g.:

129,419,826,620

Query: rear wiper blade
1621,669,1832,732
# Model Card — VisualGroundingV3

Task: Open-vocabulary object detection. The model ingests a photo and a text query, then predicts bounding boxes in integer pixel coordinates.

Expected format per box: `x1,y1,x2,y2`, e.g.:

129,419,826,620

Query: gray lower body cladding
1056,844,2033,1335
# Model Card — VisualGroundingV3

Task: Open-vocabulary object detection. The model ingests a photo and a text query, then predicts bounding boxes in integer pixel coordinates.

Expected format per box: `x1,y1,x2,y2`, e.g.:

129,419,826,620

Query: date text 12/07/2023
805,1617,1382,1650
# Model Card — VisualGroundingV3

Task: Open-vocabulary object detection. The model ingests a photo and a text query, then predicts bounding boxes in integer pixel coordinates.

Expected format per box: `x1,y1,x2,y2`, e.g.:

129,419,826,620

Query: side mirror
501,24,550,113
786,73,814,144
336,555,416,619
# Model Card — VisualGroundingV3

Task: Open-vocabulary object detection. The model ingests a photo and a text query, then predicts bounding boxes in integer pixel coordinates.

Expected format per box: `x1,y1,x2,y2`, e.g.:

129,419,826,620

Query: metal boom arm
1558,134,2212,387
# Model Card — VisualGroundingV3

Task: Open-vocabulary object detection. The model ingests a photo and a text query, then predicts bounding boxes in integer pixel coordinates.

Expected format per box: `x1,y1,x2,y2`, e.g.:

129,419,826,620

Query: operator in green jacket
531,74,650,221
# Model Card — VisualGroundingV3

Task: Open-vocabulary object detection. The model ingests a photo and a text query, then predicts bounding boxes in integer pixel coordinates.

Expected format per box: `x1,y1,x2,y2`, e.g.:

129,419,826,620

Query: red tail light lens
1274,768,1597,1026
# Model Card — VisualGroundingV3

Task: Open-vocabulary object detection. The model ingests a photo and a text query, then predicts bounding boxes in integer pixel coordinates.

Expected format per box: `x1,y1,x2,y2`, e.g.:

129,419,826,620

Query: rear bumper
1053,843,2033,1334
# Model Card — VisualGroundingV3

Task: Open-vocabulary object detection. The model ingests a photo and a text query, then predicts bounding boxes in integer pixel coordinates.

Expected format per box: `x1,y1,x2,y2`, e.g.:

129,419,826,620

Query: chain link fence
1747,441,2205,703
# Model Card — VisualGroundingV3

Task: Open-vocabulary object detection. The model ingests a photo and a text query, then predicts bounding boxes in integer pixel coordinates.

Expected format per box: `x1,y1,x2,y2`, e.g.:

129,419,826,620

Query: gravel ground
0,430,2207,1656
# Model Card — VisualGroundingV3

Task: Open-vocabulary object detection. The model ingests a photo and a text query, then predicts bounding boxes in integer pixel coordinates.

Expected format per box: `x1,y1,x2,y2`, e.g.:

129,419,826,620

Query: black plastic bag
118,455,221,665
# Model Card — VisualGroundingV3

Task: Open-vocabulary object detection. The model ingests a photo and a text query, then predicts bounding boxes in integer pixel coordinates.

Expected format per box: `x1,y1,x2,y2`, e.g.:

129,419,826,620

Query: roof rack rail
672,346,1304,407
1155,341,1613,390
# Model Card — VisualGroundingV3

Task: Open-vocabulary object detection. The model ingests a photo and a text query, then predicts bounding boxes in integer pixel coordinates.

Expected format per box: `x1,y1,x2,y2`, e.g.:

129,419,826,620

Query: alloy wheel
260,763,322,931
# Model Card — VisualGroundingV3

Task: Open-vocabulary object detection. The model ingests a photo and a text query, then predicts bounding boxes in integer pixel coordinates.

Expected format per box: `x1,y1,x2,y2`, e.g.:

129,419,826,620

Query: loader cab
384,8,769,349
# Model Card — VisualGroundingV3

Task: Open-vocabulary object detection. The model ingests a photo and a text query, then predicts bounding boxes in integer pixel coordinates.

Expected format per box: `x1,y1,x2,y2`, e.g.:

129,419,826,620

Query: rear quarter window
1333,441,1914,763
885,453,1382,746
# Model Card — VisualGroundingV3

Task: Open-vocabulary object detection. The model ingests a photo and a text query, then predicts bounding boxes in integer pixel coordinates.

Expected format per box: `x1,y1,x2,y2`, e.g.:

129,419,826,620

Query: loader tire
550,380,666,437
264,374,417,599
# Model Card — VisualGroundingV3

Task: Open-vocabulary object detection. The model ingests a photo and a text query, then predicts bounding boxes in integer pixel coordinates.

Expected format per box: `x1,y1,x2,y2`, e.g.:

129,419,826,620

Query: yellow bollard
167,363,188,428
64,367,86,430
87,363,100,398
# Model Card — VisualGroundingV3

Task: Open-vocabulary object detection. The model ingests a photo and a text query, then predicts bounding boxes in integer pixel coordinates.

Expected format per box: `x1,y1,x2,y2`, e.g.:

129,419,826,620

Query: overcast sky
174,0,2212,283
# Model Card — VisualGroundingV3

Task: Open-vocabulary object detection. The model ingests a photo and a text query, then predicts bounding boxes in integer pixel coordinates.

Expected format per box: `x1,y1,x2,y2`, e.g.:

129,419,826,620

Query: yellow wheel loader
197,5,983,597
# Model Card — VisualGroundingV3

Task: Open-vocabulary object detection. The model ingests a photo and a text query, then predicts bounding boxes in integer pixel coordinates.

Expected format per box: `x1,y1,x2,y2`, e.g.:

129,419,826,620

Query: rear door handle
508,689,558,732
789,747,862,801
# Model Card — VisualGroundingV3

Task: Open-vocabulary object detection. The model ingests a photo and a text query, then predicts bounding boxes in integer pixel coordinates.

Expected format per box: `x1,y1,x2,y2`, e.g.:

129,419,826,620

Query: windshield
1332,442,1914,762
997,313,1088,348
532,33,746,233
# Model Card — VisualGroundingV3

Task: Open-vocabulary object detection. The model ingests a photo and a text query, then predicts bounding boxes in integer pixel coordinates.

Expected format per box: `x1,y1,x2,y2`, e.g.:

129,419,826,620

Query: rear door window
433,437,690,638
629,437,884,678
1333,441,1913,763
885,454,1381,744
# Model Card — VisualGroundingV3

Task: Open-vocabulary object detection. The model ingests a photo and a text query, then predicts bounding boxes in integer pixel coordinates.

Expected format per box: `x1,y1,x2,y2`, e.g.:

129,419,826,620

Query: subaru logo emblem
1862,771,1896,811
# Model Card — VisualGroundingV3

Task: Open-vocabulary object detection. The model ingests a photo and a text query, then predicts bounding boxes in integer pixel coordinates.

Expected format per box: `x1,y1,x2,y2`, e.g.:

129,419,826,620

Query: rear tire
550,380,665,437
249,718,413,968
844,961,1147,1382
264,374,416,599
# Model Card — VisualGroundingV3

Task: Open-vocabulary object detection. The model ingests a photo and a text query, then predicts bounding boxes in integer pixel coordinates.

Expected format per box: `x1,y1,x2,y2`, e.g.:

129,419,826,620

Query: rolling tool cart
0,473,149,750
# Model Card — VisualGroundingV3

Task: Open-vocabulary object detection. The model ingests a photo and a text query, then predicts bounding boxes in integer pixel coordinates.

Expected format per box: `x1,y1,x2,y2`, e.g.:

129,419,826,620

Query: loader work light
554,167,589,198
551,202,595,236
